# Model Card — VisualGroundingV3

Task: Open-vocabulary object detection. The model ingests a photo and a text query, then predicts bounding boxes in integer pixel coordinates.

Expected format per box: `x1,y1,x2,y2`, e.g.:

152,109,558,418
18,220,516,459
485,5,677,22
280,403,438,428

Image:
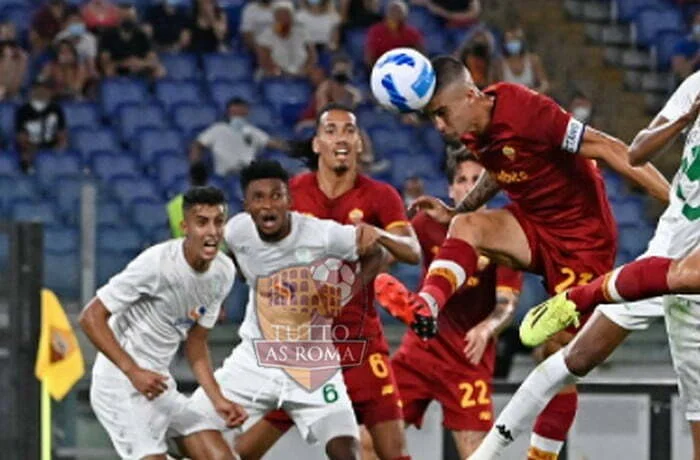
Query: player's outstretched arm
355,223,421,264
579,127,670,203
185,324,248,428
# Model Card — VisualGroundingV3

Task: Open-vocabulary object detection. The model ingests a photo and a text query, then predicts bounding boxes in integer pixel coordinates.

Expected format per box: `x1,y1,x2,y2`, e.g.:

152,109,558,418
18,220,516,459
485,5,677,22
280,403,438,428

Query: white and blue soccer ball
370,47,436,113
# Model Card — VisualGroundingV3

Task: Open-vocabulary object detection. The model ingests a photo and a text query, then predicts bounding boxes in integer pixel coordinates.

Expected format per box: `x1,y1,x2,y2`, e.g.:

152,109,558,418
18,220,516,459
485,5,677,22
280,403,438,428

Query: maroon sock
533,391,578,443
567,256,672,314
420,238,478,310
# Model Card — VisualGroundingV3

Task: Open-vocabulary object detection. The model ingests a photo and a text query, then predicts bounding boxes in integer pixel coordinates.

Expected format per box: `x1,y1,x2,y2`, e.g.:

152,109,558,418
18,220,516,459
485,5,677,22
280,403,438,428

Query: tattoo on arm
455,171,500,213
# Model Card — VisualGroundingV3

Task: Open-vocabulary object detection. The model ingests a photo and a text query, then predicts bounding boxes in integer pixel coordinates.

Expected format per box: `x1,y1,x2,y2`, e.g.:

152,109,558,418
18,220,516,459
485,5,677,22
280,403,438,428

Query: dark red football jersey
401,211,523,373
290,172,410,353
461,83,617,253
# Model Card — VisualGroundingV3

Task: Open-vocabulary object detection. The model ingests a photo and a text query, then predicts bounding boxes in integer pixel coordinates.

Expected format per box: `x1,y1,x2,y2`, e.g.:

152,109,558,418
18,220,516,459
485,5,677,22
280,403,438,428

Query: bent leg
367,419,409,460
452,430,487,458
326,435,361,460
177,430,237,460
233,419,285,460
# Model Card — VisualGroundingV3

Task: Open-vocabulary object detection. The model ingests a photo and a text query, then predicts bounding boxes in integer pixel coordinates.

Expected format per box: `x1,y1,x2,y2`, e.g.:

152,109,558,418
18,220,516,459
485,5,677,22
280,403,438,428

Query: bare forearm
455,170,500,213
483,291,517,336
629,116,689,166
79,302,138,374
186,338,224,403
376,230,421,265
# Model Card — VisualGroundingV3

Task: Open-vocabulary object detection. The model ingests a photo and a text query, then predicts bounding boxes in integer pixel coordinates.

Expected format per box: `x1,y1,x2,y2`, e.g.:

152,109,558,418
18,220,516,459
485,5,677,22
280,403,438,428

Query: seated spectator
298,57,363,124
240,0,275,52
297,0,341,51
40,40,91,100
55,7,98,74
402,176,424,215
495,25,550,94
189,97,288,176
364,0,424,68
15,79,68,173
144,0,192,52
189,0,228,53
339,0,381,31
672,10,700,80
256,1,317,78
457,30,497,89
30,0,67,54
0,23,28,101
568,90,596,125
99,15,166,78
411,0,480,30
81,0,122,32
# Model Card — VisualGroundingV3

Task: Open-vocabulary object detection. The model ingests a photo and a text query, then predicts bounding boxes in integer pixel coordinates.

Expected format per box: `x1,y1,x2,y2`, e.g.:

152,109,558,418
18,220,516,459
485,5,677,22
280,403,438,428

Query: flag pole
41,381,51,460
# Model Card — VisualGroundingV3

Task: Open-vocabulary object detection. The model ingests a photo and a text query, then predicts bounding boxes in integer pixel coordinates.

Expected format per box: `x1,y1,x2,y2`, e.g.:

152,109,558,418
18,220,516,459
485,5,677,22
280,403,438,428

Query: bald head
431,55,474,97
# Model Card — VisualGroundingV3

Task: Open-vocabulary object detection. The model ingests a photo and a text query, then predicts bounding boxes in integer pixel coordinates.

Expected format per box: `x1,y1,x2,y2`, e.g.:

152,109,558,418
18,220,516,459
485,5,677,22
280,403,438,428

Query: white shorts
90,372,210,459
665,295,700,421
598,296,664,331
177,341,359,445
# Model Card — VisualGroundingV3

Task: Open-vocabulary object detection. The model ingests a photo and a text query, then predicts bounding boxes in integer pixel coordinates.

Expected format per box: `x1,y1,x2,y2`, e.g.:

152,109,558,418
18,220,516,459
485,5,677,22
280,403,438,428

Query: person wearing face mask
568,90,595,125
144,0,192,52
496,25,550,94
99,13,165,78
672,11,700,81
189,97,289,177
55,8,98,73
14,79,68,173
364,0,424,68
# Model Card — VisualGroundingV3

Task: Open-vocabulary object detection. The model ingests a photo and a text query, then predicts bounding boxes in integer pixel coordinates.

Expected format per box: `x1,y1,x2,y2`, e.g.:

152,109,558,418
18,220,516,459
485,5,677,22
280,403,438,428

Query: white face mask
572,106,591,123
229,116,245,131
31,99,48,112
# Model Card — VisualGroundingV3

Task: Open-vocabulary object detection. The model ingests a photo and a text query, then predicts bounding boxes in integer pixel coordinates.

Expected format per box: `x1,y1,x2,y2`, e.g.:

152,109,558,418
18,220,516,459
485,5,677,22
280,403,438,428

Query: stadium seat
72,128,120,160
613,197,644,225
422,177,450,201
96,224,144,285
390,154,440,185
654,30,684,71
148,224,171,244
344,28,367,65
130,198,168,236
136,128,185,167
0,154,17,174
155,80,204,113
202,53,254,82
117,104,168,144
424,32,450,57
619,224,654,257
613,0,663,22
633,7,682,47
369,127,417,154
0,102,16,146
247,104,280,131
0,174,37,213
209,80,258,111
152,151,190,190
1,5,29,33
11,199,60,225
110,176,163,207
97,198,124,227
420,127,445,156
407,7,441,33
261,78,313,112
43,225,81,298
172,103,218,138
160,53,199,81
261,150,307,175
487,192,511,209
92,151,140,182
54,174,88,221
44,225,79,254
356,107,400,131
34,151,83,190
62,102,100,129
100,78,149,118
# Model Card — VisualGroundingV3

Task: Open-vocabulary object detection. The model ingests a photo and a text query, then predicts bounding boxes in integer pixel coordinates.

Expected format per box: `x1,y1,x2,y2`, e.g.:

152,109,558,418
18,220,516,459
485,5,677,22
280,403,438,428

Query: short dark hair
240,159,290,194
182,186,226,212
446,147,478,184
315,102,356,127
431,55,468,97
226,97,249,108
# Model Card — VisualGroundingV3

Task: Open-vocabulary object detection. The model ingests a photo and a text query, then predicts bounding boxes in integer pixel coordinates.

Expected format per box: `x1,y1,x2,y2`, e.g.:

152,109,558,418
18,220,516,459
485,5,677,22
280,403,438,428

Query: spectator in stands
40,40,91,100
144,0,192,52
672,10,700,80
298,56,363,124
568,90,594,124
364,0,424,68
30,0,67,54
339,0,381,32
55,7,98,74
495,25,550,94
240,0,275,51
297,0,341,51
81,0,122,31
256,1,317,78
188,0,228,53
15,79,68,173
457,29,497,89
99,14,166,78
402,176,424,216
0,23,28,101
189,97,288,177
411,0,480,30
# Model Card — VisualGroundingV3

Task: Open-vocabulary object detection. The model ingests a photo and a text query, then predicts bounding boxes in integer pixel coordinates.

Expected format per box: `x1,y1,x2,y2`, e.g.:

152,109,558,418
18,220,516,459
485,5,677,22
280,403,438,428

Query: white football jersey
92,239,235,377
224,211,358,343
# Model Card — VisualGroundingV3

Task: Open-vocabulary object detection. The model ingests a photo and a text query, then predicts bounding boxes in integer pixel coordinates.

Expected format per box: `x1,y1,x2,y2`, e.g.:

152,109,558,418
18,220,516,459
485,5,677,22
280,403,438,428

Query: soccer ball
310,258,359,306
370,47,436,113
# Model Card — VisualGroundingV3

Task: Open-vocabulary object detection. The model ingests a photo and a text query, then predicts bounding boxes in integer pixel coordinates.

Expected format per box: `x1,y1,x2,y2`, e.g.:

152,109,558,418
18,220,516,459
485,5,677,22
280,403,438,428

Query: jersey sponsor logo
562,118,584,153
431,245,440,255
348,208,364,223
494,170,529,184
479,411,492,421
502,145,516,161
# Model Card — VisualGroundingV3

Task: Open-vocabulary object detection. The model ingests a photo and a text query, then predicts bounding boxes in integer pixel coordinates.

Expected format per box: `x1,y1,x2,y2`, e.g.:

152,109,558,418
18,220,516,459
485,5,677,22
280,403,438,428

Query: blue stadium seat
654,30,684,71
209,80,258,111
72,128,120,160
344,28,367,64
155,80,204,113
613,197,644,225
152,152,190,190
54,174,87,221
160,53,199,81
391,154,439,185
62,102,100,129
11,199,60,225
96,250,133,286
261,150,307,175
1,5,29,33
118,104,168,144
634,7,682,47
487,192,511,209
148,224,171,244
0,154,17,174
110,176,163,207
369,127,417,154
0,174,37,213
34,151,83,190
619,224,654,257
615,249,634,267
44,225,79,254
355,107,401,131
97,198,124,227
226,175,244,203
614,0,663,22
96,224,144,285
43,225,81,298
407,7,440,33
420,127,445,155
0,102,16,146
422,177,450,201
424,32,450,57
172,103,218,138
202,53,254,82
247,104,279,131
100,78,149,118
136,128,184,166
92,151,140,182
130,198,168,236
261,78,313,115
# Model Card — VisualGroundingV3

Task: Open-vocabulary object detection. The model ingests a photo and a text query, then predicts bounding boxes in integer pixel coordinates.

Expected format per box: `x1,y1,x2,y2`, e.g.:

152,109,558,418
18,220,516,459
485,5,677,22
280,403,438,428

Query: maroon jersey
400,211,523,373
461,83,617,253
290,172,410,353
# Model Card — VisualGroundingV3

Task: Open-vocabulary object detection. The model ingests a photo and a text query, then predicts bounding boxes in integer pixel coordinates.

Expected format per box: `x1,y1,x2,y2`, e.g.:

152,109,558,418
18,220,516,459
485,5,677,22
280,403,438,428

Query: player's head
240,159,292,241
446,148,483,205
426,55,490,141
313,103,363,176
181,186,227,265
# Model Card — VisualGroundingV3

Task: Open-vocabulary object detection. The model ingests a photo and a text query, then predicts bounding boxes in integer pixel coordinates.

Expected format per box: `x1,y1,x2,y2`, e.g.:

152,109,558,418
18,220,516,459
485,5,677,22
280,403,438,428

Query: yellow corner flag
35,289,85,401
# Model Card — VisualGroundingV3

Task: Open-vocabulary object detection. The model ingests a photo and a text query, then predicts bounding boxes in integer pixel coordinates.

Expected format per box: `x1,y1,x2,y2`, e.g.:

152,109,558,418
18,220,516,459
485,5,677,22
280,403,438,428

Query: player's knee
563,345,596,377
447,213,484,246
372,433,407,460
325,435,360,460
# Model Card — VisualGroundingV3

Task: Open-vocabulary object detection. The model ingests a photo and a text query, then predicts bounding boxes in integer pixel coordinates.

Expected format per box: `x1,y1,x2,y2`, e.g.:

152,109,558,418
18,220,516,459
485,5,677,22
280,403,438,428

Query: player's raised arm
578,127,670,203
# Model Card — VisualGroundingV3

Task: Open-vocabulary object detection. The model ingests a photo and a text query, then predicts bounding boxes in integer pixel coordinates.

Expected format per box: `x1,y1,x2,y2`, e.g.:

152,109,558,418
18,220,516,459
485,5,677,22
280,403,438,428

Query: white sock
418,292,439,316
467,350,577,459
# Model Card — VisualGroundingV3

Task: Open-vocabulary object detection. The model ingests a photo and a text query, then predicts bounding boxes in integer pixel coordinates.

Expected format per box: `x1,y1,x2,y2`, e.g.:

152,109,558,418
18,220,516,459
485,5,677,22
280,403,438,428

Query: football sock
530,392,578,459
419,238,477,315
567,256,672,314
